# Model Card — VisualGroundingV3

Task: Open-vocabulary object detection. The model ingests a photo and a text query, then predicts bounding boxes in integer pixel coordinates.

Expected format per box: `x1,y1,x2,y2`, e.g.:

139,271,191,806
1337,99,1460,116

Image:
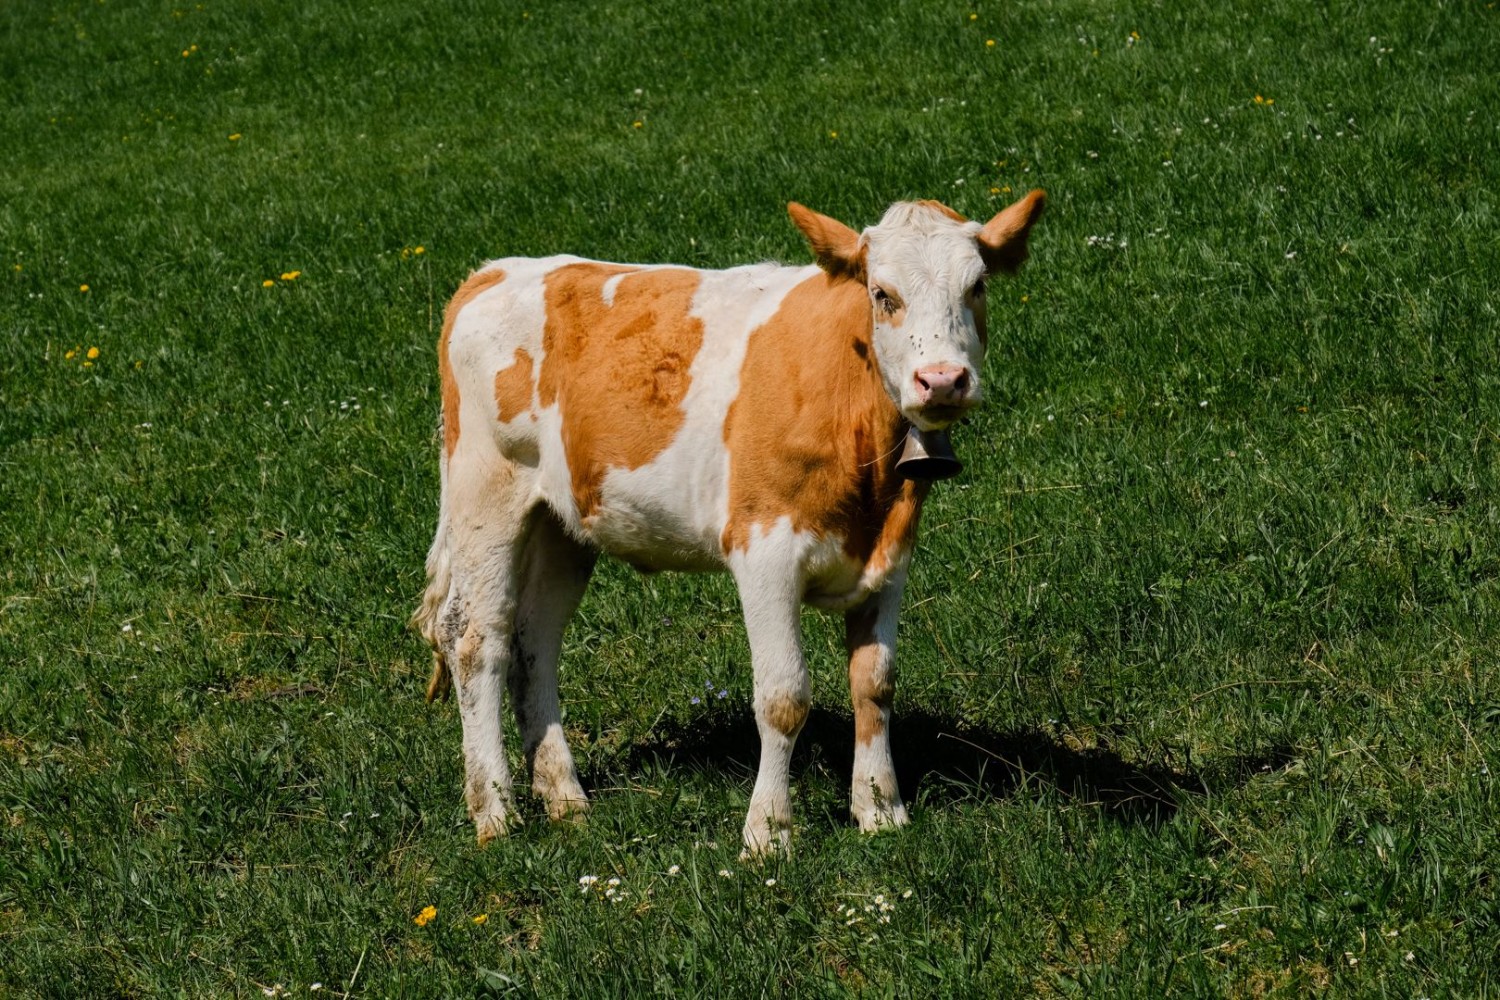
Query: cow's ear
978,189,1046,275
788,203,865,281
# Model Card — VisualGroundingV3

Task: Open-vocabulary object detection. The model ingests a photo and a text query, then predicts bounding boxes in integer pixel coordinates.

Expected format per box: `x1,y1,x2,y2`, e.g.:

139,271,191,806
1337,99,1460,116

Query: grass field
3,0,1499,995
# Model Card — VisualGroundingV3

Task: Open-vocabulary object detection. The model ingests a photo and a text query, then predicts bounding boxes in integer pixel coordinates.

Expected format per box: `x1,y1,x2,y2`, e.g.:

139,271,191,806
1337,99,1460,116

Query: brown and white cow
413,191,1045,854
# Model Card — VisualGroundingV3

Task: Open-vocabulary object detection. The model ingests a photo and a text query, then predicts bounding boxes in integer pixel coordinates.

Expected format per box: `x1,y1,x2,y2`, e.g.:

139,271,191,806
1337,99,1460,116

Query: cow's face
789,191,1045,431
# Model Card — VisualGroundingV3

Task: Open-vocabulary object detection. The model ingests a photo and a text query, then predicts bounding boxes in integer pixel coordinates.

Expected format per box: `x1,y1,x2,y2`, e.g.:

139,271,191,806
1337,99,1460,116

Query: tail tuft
413,410,454,703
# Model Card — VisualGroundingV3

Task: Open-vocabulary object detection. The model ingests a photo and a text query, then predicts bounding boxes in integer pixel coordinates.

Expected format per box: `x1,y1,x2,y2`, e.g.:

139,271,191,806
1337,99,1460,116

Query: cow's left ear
978,189,1046,275
788,203,865,281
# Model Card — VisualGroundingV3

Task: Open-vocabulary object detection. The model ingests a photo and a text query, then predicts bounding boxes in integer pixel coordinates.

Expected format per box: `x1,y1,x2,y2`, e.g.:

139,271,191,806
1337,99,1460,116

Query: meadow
2,0,1498,995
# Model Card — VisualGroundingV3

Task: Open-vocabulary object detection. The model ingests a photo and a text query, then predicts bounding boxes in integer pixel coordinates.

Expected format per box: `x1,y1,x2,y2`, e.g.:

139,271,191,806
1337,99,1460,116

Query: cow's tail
412,414,454,703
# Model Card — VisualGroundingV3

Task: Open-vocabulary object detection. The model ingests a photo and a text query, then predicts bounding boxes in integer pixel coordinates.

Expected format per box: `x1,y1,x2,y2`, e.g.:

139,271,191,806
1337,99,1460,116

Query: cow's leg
845,569,909,832
444,452,537,845
732,555,809,856
509,506,595,821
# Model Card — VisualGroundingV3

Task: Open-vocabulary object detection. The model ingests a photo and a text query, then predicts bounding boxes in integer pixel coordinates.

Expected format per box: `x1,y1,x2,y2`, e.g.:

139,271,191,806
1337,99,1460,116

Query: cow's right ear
788,203,865,281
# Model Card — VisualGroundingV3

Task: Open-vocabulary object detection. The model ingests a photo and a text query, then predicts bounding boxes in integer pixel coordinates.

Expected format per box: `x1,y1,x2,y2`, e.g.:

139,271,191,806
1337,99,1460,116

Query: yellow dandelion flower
135,360,143,369
472,914,488,925
87,346,99,359
968,12,977,20
829,130,838,139
414,905,437,927
280,270,301,281
414,246,425,255
228,133,242,141
12,264,20,272
1001,185,1012,193
65,349,76,360
986,38,995,47
262,279,275,288
83,361,93,368
989,186,1000,194
632,120,643,128
79,284,90,292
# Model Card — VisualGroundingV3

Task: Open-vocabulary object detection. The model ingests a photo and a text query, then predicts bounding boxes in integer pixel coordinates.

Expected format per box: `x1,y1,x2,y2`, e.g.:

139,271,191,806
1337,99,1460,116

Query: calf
413,191,1045,854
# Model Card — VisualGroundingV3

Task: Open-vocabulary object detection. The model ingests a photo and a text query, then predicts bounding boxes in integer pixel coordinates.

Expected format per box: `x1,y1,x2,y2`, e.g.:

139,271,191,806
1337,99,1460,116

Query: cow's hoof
853,802,909,834
740,823,792,860
474,808,520,846
546,796,590,824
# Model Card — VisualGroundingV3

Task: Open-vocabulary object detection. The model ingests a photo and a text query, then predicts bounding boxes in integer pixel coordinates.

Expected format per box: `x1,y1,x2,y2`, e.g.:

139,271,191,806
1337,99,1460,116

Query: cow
413,190,1046,855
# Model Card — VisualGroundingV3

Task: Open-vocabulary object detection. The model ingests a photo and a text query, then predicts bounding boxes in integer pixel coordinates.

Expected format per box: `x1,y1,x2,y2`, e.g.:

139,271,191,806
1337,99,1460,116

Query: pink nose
912,364,972,408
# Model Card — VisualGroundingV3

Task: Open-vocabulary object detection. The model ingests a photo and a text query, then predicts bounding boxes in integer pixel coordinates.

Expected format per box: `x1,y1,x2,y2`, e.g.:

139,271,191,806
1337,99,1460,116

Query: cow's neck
720,271,929,569
824,277,930,571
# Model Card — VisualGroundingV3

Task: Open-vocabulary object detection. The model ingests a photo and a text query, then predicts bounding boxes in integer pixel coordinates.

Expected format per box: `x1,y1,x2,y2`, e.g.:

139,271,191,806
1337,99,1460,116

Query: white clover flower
764,878,777,887
607,877,621,888
667,865,681,876
718,869,732,878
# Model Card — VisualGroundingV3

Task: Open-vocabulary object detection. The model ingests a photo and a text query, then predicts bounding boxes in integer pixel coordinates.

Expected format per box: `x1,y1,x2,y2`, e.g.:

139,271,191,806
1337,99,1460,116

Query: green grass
3,0,1499,995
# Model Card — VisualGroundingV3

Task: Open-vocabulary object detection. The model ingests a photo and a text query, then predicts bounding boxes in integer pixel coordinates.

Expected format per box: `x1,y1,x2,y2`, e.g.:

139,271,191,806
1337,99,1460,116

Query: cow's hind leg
443,453,537,845
845,571,909,832
509,507,595,821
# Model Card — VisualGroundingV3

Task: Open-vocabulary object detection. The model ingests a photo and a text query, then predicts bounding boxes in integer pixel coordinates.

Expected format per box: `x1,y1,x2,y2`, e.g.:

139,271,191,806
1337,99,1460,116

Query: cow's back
443,255,818,571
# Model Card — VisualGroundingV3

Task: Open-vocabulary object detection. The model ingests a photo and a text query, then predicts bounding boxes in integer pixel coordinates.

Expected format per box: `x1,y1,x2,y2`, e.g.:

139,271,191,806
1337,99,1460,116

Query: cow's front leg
731,557,809,857
845,569,909,832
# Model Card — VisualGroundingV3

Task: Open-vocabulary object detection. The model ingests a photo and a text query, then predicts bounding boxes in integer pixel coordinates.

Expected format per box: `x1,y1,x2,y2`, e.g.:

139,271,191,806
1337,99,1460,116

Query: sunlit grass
2,0,1498,995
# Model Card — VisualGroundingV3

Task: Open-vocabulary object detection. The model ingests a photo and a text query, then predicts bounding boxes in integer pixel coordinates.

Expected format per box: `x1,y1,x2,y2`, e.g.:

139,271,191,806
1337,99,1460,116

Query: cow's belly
581,497,726,573
803,549,901,611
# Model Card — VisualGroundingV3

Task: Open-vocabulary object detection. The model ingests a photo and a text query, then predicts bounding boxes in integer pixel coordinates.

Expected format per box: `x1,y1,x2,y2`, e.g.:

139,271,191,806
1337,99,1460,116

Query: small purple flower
717,690,727,699
705,680,714,690
690,696,701,705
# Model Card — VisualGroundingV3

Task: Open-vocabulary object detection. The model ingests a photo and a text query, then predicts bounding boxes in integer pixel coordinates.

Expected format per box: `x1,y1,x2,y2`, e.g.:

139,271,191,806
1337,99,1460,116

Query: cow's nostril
914,372,932,391
954,370,970,395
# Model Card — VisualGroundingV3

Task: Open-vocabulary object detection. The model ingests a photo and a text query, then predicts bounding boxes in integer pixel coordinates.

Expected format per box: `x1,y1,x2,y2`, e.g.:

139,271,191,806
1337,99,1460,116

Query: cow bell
895,426,963,481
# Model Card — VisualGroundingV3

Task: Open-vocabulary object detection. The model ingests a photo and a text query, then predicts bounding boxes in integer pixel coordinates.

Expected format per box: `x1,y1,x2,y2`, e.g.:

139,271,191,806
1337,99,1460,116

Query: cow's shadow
618,706,1295,827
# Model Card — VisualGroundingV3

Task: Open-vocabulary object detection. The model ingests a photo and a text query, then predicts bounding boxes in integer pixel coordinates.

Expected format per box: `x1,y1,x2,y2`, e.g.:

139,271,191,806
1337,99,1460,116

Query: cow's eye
970,278,987,299
872,287,898,315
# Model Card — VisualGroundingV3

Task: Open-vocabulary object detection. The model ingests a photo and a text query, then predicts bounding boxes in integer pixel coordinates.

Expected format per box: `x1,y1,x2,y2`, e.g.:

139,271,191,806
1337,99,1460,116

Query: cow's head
788,190,1045,431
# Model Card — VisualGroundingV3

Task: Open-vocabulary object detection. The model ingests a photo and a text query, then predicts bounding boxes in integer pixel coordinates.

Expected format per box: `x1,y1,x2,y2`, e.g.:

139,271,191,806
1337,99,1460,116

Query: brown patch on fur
846,603,893,747
537,264,705,519
440,267,509,456
721,272,929,573
762,693,810,737
493,347,535,423
465,774,490,820
914,199,968,224
978,189,1046,275
455,628,484,684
